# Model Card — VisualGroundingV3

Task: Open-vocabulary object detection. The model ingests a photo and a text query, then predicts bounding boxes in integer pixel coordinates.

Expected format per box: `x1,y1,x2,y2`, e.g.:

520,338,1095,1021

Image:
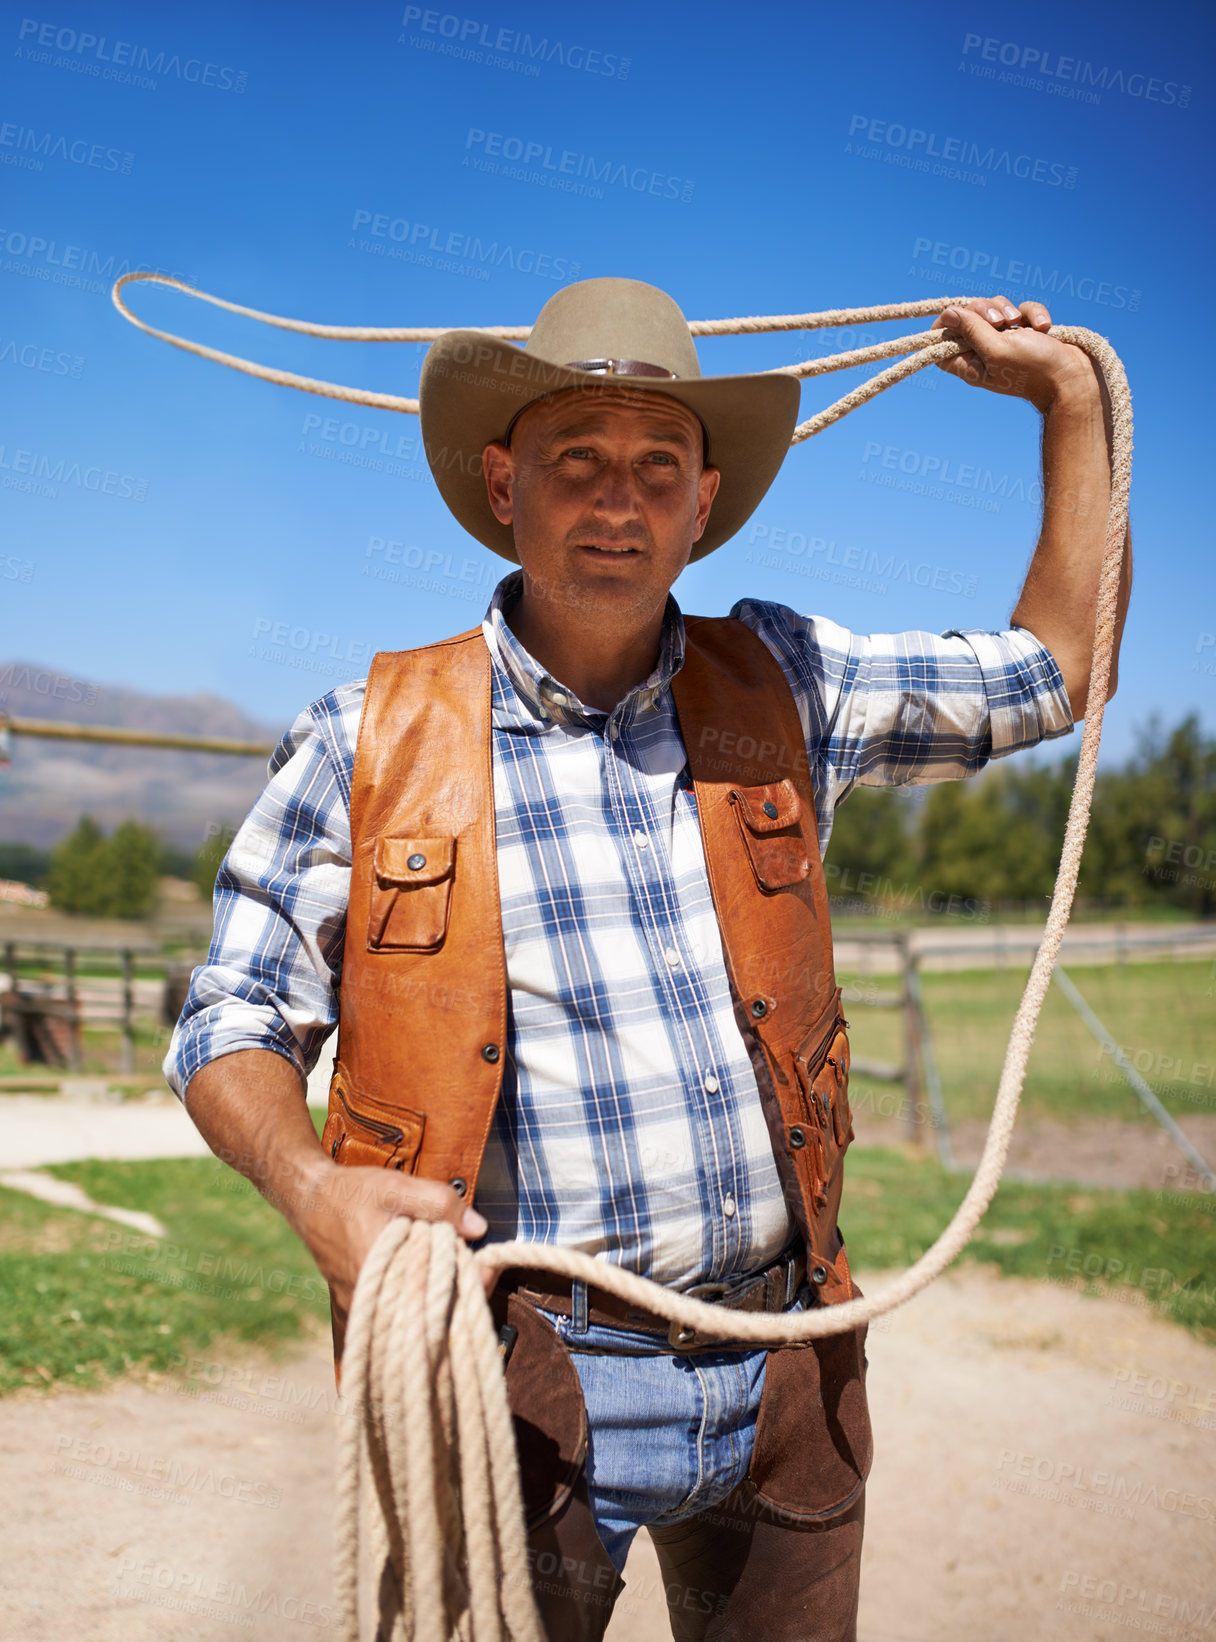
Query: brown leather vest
324,616,855,1312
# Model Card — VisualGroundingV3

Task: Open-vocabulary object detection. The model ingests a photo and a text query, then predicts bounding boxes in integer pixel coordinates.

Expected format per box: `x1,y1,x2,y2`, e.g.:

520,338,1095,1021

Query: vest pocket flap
374,835,455,887
728,781,809,891
368,835,456,951
728,778,801,834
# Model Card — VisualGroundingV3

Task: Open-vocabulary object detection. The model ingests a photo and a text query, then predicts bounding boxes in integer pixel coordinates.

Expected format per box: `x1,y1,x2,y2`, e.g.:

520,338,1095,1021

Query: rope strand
110,271,1129,1639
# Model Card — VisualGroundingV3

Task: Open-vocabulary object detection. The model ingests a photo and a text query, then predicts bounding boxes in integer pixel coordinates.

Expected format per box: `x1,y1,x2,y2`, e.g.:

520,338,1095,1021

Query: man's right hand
291,1160,490,1317
183,1050,494,1321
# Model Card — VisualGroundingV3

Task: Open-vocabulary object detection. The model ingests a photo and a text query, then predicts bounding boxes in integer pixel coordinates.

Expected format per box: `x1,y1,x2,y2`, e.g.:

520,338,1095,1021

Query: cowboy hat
419,277,800,563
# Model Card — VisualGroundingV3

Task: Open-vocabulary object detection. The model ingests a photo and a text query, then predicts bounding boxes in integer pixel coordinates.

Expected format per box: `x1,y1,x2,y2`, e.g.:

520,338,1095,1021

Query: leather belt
502,1241,810,1354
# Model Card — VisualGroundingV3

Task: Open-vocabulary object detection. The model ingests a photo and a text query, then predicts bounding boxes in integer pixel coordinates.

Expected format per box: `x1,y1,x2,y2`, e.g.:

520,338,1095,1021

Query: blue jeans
539,1300,794,1573
512,1283,869,1641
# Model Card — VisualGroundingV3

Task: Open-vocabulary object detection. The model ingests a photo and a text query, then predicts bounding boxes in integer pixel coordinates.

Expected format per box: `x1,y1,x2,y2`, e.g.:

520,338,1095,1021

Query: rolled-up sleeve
163,683,364,1103
734,600,1074,851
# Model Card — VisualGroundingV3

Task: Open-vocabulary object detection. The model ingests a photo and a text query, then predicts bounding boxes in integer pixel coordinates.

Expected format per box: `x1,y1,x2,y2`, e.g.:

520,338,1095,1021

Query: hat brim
419,332,801,564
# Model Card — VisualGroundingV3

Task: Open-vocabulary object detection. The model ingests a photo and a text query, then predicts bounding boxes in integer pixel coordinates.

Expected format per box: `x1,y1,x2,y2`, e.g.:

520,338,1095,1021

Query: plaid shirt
166,574,1071,1289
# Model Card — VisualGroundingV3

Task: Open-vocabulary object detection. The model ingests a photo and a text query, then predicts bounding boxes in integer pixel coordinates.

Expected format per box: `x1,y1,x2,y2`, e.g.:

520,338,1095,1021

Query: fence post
120,949,135,1076
900,933,925,1145
63,946,83,1071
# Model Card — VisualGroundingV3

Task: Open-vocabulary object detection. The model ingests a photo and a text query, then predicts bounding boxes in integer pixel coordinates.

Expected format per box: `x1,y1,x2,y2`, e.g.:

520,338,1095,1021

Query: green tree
46,816,163,919
823,787,913,906
45,816,108,914
919,759,1075,911
1084,716,1216,914
104,819,162,919
0,843,51,888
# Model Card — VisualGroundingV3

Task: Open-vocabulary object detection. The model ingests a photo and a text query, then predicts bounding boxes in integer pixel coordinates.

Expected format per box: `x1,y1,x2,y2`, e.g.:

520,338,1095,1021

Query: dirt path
854,1109,1216,1195
2,1268,1213,1641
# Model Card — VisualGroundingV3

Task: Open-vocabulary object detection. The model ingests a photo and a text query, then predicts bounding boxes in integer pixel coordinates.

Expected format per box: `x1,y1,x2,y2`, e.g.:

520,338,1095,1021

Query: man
167,278,1130,1640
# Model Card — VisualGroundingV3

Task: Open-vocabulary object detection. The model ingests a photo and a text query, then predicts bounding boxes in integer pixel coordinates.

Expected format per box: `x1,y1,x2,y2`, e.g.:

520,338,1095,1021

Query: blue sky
3,0,1213,759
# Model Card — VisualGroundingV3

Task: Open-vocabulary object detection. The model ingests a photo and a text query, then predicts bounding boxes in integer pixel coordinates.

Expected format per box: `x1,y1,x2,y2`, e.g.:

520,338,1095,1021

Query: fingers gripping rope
112,272,1131,1639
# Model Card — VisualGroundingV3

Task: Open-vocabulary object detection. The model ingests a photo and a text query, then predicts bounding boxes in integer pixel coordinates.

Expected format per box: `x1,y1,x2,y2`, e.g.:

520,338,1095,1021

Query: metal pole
1054,964,1216,1192
1,714,273,757
120,949,135,1077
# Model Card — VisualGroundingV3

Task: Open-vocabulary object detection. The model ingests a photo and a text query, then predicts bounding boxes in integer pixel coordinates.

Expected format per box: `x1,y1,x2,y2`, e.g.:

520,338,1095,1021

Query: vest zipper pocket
791,992,852,1213
321,1062,426,1173
336,1085,405,1146
795,1010,848,1130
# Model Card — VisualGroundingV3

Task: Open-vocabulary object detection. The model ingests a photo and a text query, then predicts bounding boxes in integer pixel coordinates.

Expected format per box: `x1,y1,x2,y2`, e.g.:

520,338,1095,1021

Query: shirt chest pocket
367,835,456,952
727,778,811,891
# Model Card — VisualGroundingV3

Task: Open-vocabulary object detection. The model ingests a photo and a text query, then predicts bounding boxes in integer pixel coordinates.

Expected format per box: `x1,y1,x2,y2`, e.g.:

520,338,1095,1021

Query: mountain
0,660,285,851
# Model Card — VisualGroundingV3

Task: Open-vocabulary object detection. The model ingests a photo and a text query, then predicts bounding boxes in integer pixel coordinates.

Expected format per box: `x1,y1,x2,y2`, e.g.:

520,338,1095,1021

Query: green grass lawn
841,1148,1216,1343
842,957,1216,1127
1,1139,1213,1397
0,1156,329,1396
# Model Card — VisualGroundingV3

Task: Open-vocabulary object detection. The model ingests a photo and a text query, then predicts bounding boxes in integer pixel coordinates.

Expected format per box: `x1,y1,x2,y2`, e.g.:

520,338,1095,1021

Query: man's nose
590,459,642,521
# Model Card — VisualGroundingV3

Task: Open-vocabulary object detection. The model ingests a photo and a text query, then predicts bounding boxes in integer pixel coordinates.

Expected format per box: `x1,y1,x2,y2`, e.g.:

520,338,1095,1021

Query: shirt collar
482,571,686,730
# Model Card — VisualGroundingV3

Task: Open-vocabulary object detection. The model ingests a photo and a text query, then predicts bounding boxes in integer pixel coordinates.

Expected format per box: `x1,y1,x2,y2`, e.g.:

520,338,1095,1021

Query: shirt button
722,1195,736,1218
663,947,681,968
703,1072,720,1093
608,722,619,740
633,830,649,849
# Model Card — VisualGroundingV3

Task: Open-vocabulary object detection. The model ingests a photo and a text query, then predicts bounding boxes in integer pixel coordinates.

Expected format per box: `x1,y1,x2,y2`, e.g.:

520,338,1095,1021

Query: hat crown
525,277,701,380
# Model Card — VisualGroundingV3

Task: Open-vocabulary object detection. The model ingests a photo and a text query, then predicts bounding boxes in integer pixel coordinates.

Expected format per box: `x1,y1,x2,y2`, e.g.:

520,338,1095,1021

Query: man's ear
691,464,721,543
482,441,515,525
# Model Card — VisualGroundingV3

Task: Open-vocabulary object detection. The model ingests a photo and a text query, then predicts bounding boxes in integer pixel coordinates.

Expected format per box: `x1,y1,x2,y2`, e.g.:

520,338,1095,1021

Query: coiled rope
112,273,1131,1640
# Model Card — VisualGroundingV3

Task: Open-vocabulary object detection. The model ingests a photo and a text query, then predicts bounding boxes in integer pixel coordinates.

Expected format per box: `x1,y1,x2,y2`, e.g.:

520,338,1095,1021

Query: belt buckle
668,1280,733,1352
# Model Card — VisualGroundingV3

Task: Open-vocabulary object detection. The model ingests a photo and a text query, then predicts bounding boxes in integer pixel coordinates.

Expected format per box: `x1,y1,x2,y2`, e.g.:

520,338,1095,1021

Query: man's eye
562,446,594,460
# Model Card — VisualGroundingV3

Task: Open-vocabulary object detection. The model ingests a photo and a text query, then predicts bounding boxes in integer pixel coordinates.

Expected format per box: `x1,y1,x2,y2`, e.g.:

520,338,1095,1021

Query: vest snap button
449,1177,468,1197
810,1264,829,1285
751,999,767,1019
762,800,779,819
789,1126,806,1149
481,1043,501,1063
407,852,426,870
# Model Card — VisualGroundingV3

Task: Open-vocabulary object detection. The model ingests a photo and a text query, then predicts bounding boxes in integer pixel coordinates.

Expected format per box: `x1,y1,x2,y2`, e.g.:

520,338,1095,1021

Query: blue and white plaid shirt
166,574,1071,1289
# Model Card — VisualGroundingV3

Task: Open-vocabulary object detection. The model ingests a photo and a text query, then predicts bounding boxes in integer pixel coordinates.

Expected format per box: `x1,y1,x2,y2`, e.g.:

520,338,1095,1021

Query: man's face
481,386,720,623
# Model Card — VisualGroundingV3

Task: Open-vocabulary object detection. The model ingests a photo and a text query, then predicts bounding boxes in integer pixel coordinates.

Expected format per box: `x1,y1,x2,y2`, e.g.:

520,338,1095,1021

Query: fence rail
1,938,165,1075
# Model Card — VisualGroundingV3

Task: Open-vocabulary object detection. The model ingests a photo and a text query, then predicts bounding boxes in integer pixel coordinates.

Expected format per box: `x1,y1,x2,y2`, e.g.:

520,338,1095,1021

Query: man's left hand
931,297,1096,414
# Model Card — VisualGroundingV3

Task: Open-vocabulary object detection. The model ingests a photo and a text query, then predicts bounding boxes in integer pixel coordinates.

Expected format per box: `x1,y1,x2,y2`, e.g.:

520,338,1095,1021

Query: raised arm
931,296,1133,719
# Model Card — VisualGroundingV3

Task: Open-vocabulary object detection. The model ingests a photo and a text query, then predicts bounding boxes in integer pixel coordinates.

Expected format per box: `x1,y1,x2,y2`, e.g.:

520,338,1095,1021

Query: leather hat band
502,356,688,447
564,357,678,378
